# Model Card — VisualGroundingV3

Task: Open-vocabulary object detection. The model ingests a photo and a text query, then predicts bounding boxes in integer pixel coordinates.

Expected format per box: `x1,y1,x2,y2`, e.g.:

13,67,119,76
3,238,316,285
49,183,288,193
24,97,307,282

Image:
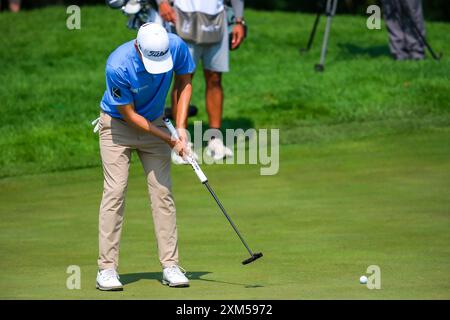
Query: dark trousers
382,0,426,60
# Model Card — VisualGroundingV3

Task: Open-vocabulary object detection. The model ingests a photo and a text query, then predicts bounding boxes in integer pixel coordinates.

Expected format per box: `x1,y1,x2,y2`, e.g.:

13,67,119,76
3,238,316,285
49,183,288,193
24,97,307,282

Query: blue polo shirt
100,34,195,120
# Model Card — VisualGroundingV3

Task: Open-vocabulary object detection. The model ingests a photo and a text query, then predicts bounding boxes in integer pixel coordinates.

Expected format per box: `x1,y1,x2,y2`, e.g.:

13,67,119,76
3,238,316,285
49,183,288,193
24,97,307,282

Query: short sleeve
172,37,196,75
105,65,134,106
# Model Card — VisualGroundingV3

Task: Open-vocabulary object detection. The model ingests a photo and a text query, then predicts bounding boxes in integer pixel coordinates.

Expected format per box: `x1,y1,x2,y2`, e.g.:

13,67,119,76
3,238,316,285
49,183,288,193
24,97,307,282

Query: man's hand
231,23,245,50
168,128,190,159
171,138,187,158
159,1,176,23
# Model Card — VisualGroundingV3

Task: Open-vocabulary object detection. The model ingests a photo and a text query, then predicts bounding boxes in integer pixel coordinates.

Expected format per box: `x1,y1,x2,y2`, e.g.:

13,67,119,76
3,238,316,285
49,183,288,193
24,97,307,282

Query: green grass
0,6,449,177
0,5,449,300
1,129,449,299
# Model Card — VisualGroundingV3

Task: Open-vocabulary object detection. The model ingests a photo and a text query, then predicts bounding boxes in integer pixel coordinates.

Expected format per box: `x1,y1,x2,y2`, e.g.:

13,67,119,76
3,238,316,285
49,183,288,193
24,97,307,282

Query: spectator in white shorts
156,0,246,162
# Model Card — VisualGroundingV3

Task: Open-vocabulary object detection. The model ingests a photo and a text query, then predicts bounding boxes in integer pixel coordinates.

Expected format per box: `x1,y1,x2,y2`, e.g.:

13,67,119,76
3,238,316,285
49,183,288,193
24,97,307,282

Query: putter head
242,252,263,265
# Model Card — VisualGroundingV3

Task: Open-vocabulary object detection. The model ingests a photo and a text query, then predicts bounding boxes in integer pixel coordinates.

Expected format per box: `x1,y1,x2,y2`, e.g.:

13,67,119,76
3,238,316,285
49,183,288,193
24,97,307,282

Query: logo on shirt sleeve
112,87,121,99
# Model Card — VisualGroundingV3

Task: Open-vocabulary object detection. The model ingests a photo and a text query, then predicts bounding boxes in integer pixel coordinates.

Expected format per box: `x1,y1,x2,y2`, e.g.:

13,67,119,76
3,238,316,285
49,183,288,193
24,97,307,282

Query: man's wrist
235,18,246,25
165,132,176,145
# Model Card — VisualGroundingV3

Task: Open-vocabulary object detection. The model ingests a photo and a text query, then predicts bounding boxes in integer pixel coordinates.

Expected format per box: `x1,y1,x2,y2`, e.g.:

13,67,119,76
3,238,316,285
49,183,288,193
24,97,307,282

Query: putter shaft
203,182,254,257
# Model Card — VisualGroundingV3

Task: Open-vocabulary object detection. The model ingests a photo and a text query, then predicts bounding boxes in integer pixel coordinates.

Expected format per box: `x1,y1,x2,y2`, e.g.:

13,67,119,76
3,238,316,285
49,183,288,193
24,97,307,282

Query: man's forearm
174,75,192,129
132,114,171,142
230,0,244,19
118,106,172,144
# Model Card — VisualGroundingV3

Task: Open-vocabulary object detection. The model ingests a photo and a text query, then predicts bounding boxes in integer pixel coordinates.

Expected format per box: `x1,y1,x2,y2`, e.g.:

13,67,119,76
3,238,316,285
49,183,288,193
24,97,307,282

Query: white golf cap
136,23,173,74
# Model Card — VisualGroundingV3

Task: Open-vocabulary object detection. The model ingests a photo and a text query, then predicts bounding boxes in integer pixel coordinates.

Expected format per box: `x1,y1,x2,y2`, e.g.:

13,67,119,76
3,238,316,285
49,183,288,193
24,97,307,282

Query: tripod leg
301,10,321,53
315,0,338,72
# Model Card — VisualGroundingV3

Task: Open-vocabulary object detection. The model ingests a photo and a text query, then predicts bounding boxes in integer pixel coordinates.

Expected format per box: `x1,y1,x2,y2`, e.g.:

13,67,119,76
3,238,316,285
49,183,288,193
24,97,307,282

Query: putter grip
163,118,208,184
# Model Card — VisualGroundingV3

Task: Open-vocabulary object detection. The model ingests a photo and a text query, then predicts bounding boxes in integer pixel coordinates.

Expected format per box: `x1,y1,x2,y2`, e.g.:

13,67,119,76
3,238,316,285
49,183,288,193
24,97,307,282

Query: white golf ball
360,275,368,284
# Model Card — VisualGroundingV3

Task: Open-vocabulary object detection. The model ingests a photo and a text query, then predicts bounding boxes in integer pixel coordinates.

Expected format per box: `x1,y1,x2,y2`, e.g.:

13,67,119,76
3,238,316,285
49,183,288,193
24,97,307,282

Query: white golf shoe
206,137,233,161
171,142,198,165
96,268,123,291
162,265,190,287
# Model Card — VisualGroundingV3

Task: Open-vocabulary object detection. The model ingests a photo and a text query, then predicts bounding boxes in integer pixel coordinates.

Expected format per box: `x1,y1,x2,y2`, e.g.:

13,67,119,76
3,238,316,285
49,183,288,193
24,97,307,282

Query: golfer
95,23,195,290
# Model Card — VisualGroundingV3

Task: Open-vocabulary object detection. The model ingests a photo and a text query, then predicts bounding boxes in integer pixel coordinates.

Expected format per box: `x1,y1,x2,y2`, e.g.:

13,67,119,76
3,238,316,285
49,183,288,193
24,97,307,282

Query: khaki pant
97,111,178,270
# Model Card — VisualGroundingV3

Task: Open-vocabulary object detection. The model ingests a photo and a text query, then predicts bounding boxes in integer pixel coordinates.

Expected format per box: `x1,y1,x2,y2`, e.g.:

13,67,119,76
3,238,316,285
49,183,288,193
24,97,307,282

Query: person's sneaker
171,142,198,165
206,137,233,161
96,268,123,291
162,265,190,287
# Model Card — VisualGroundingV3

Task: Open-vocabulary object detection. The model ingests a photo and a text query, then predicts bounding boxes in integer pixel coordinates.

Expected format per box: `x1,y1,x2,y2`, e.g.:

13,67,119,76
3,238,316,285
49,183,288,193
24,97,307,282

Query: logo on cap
138,43,169,58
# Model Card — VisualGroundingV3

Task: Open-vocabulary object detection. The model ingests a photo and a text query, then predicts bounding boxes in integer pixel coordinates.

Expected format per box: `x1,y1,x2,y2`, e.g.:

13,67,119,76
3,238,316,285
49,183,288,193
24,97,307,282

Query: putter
163,118,263,265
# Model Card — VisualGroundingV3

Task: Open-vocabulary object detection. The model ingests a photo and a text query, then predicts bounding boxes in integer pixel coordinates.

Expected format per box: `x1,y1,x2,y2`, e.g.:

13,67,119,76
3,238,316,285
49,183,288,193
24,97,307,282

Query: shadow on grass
187,117,254,132
120,271,264,288
337,43,391,58
185,117,255,146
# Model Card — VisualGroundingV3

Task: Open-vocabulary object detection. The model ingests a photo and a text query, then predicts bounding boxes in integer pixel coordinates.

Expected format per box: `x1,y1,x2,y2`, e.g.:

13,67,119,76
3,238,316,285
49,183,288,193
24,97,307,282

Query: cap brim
141,52,173,74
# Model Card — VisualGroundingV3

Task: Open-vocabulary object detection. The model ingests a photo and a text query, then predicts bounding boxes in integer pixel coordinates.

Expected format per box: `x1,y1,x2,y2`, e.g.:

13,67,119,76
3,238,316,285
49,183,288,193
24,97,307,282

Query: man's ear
134,41,142,59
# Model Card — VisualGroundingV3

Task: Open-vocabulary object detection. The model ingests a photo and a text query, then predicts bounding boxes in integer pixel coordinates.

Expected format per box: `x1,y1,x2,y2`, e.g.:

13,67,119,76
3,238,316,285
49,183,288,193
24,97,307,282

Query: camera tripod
301,0,440,72
300,0,338,72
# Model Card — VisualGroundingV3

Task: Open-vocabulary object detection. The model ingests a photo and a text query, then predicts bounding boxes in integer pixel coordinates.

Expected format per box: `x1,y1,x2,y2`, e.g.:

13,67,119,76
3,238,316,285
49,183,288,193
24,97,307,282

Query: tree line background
4,0,450,21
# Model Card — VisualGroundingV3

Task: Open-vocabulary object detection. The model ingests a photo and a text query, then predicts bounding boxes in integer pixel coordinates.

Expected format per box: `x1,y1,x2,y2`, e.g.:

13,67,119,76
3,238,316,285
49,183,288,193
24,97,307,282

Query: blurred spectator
1,0,21,12
157,0,246,162
382,0,426,60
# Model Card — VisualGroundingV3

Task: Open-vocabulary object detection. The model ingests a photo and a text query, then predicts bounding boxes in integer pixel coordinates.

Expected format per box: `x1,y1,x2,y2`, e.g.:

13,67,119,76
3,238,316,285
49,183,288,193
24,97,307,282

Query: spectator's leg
403,0,426,60
202,16,229,130
204,70,223,129
381,0,409,60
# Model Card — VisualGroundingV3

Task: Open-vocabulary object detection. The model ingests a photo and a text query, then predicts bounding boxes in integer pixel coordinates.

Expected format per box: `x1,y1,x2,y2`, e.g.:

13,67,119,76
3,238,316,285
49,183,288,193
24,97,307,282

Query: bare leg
204,69,223,129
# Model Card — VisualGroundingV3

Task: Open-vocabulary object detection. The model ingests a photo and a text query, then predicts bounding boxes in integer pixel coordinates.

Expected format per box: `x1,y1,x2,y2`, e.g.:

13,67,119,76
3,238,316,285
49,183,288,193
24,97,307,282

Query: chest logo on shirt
131,85,150,94
112,87,121,98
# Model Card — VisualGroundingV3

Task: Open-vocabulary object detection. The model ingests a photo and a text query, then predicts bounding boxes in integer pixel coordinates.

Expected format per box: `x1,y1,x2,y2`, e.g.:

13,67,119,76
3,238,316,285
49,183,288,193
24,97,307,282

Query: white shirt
174,0,224,15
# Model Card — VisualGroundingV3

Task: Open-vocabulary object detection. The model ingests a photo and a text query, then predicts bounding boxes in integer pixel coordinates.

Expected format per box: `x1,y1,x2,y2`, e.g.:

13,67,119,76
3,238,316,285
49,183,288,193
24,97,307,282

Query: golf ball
360,275,368,284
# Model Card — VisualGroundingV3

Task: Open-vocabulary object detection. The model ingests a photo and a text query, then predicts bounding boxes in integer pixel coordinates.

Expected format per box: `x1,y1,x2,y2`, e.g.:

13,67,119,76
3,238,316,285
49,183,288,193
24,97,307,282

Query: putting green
1,130,449,299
